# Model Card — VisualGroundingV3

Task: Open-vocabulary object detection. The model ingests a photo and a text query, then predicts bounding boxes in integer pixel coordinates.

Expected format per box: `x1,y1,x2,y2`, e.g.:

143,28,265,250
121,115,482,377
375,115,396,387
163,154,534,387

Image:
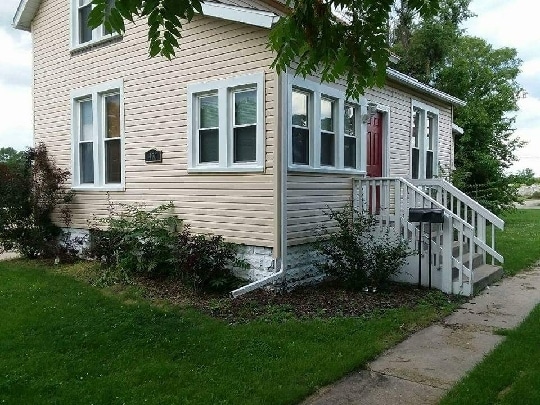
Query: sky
0,0,538,174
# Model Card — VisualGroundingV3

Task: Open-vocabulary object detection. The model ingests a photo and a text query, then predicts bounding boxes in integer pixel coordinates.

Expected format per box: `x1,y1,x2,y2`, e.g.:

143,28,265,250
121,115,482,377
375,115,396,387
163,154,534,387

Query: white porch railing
353,177,483,296
411,178,504,265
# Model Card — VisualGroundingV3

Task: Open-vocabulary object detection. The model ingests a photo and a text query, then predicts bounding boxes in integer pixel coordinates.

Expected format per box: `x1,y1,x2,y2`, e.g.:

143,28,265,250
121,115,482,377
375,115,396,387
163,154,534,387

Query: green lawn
439,304,540,405
0,261,454,405
496,209,540,275
438,209,540,404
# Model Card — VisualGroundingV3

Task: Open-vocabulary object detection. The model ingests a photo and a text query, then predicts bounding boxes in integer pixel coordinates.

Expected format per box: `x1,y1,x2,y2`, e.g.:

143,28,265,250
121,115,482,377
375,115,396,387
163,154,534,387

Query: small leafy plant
86,201,181,276
173,227,246,292
85,200,244,292
316,204,411,290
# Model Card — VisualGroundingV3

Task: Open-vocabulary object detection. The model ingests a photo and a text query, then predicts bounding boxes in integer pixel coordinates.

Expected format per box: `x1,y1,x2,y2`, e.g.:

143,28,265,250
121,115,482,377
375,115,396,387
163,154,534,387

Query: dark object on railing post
408,208,445,289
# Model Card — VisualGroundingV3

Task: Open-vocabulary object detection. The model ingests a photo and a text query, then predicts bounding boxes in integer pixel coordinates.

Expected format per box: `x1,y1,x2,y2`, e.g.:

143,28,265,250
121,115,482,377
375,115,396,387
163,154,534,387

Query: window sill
72,185,125,192
188,166,265,174
288,166,366,176
70,34,122,55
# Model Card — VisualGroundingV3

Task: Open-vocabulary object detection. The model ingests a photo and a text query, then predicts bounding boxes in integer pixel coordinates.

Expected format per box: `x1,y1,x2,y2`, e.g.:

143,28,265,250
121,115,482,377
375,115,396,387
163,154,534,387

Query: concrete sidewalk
302,268,540,405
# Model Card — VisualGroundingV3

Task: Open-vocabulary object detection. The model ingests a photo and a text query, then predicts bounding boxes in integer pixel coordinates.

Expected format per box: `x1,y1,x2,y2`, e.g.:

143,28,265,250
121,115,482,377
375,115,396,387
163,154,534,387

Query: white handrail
354,177,483,296
411,178,504,230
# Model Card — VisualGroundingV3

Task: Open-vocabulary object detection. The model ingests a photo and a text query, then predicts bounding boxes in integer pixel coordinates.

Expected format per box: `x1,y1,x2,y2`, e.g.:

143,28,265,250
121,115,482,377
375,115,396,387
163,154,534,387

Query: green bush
174,226,245,292
86,201,244,292
86,202,181,276
316,204,411,290
0,143,75,260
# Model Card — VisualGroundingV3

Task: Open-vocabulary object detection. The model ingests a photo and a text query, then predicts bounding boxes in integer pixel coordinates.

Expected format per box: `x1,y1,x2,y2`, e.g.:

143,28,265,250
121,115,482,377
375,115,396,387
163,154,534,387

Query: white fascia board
387,68,466,107
452,123,464,135
12,0,280,32
201,2,280,28
13,0,39,31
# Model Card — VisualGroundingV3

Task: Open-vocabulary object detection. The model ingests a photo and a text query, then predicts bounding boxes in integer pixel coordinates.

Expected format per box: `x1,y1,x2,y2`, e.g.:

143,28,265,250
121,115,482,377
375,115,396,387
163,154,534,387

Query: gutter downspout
231,71,288,298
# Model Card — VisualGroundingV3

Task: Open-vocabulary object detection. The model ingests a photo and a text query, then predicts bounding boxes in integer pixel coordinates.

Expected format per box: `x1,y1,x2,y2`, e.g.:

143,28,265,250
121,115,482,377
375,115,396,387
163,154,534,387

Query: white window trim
410,100,439,179
70,0,121,51
71,79,125,191
286,74,367,174
187,72,265,173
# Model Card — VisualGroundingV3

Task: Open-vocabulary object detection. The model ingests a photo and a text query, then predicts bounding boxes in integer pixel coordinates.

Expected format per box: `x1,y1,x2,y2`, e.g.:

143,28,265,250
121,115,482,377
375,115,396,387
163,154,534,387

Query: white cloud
510,96,540,176
465,0,540,55
464,0,540,176
0,82,32,149
0,21,32,149
521,58,540,78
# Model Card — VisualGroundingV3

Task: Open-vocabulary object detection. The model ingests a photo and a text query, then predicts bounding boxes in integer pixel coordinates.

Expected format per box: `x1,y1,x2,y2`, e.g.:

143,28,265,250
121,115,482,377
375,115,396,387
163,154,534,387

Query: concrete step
452,241,472,256
473,264,504,294
451,252,484,279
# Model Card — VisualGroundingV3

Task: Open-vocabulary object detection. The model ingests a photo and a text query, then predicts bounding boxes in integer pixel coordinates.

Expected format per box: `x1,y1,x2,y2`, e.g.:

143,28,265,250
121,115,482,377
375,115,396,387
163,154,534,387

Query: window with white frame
187,73,265,172
343,103,357,169
72,0,118,49
410,101,439,179
320,98,336,166
291,90,310,165
288,76,364,172
72,80,124,189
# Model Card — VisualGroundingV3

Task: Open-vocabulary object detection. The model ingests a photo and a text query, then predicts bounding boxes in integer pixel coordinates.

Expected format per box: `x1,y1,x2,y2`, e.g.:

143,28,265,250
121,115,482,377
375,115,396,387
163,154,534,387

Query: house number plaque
145,149,163,163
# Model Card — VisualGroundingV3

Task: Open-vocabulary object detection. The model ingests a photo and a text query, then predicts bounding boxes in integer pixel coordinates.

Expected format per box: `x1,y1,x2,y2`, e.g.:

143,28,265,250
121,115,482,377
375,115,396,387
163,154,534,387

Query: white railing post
478,217,486,263
442,215,453,294
395,179,402,236
352,178,359,210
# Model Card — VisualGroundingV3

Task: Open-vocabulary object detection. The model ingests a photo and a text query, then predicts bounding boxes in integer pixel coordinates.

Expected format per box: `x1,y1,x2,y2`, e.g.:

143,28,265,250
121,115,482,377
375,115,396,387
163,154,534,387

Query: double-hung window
291,90,310,165
188,73,265,172
411,101,439,179
198,94,220,164
411,107,421,179
320,98,336,166
288,75,364,172
72,0,118,49
72,80,124,190
233,89,258,163
343,103,357,169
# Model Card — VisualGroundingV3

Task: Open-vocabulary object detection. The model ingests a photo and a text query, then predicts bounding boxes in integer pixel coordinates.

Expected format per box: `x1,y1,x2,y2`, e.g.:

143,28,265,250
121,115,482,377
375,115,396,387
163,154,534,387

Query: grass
438,208,540,405
0,260,456,405
495,209,540,275
439,304,540,405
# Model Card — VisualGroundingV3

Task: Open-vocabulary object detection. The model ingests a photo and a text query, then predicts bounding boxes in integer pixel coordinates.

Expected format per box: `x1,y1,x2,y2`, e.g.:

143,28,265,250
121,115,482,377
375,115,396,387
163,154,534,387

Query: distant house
13,0,504,295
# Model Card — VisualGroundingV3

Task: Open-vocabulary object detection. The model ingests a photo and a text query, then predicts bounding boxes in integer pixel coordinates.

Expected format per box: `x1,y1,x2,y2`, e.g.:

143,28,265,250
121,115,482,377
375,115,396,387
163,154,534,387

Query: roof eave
13,0,37,31
387,68,466,107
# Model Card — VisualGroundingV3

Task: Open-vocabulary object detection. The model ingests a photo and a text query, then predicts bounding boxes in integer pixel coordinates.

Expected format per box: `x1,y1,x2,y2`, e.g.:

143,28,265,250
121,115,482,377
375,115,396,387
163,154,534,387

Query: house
13,0,504,296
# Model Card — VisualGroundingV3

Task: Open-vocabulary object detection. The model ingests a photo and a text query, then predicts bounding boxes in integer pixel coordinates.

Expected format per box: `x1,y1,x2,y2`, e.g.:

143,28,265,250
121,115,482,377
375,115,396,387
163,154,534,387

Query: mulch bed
138,277,461,324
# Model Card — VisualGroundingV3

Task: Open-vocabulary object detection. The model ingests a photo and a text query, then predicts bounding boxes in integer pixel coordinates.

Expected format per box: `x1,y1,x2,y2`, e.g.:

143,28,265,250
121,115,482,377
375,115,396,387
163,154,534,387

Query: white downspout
231,71,288,298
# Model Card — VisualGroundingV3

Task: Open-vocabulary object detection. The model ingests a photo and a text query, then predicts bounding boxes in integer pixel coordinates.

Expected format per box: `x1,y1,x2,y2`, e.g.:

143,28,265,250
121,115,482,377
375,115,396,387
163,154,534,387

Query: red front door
367,112,383,177
367,113,383,213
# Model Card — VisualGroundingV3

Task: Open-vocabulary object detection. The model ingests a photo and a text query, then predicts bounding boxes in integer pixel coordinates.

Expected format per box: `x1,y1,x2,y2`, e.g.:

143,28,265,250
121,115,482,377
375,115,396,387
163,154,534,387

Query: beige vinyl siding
286,80,455,246
32,1,277,247
287,174,353,246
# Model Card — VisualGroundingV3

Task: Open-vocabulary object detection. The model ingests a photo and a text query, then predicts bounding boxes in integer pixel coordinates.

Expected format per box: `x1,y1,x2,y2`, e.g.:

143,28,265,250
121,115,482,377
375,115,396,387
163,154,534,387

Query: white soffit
13,0,280,31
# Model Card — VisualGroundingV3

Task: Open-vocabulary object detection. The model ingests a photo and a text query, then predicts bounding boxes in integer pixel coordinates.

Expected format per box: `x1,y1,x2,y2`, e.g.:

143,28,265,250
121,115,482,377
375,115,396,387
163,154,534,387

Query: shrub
316,204,411,290
86,201,181,276
0,143,75,259
86,201,244,292
173,226,244,292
